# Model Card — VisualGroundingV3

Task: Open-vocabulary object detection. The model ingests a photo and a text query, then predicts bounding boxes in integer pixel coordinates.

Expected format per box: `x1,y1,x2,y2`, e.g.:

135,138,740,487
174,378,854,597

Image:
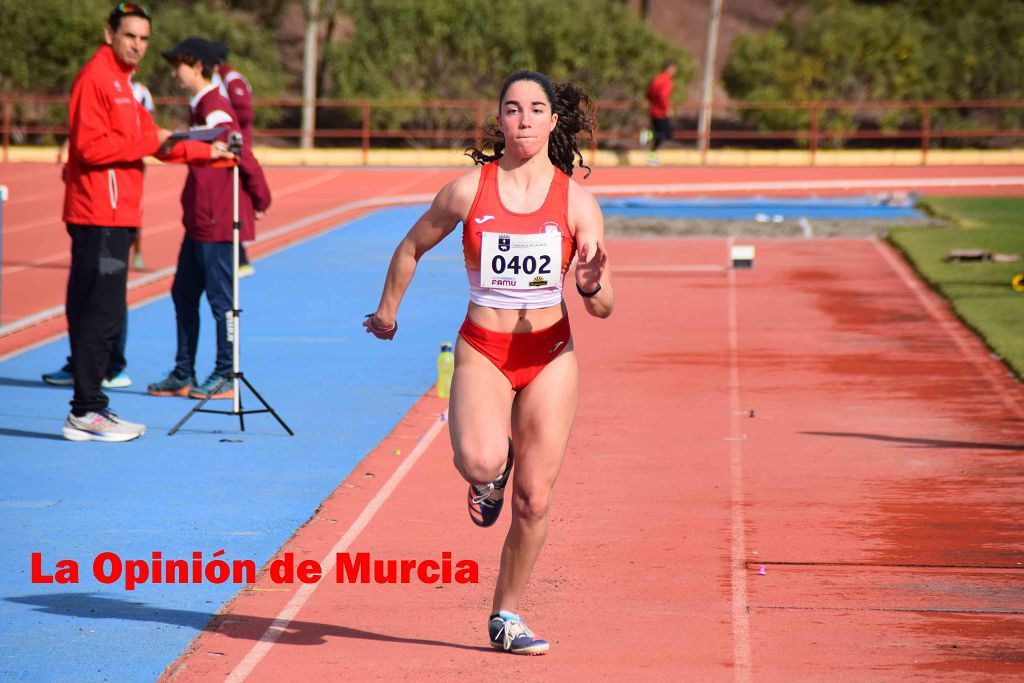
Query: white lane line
265,169,349,199
1,184,183,238
0,173,441,337
727,236,753,681
1,216,184,277
3,173,1013,338
5,174,1016,278
224,414,447,682
0,170,434,276
0,259,180,337
254,192,434,243
871,238,1024,419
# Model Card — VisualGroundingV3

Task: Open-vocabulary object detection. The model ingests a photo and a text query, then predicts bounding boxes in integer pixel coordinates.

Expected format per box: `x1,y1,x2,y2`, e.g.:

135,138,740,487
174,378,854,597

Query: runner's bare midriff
466,301,568,334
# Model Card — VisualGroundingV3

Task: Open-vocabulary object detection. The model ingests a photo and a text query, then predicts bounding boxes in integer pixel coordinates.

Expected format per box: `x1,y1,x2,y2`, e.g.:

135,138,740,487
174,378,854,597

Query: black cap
209,40,229,64
161,36,218,66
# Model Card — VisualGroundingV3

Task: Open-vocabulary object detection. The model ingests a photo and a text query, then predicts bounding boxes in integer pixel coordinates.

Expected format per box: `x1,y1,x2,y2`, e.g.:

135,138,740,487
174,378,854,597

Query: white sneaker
101,371,132,389
62,409,145,442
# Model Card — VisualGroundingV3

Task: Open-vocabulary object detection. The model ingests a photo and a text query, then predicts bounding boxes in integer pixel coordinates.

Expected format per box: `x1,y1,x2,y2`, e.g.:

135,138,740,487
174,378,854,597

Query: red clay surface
3,163,1023,679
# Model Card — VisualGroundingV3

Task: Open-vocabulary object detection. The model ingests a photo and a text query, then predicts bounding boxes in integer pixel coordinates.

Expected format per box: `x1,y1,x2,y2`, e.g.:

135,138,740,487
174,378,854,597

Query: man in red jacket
61,3,231,442
147,37,271,402
645,62,677,163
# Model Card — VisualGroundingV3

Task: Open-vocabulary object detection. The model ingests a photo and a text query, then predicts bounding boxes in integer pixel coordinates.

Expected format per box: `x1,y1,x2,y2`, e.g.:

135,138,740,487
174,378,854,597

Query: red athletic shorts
458,316,572,391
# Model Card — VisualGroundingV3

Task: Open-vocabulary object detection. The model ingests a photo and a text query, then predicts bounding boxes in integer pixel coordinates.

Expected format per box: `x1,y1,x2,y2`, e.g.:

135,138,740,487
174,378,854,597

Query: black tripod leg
168,394,214,435
240,375,294,435
167,376,231,436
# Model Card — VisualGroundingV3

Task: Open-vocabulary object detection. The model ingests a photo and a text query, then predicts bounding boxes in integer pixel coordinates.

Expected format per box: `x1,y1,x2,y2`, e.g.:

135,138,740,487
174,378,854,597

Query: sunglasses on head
113,2,150,20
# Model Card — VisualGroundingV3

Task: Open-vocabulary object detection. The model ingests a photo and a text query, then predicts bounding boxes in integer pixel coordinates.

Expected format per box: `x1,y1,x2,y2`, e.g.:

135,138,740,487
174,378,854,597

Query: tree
0,0,287,96
721,0,1024,144
319,0,693,138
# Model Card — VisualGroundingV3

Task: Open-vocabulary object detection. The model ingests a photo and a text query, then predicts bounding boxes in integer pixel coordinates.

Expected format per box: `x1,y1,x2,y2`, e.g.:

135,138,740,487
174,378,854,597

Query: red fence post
810,103,820,166
474,101,485,151
2,95,10,163
3,93,1023,164
361,101,370,166
699,100,711,165
921,104,931,166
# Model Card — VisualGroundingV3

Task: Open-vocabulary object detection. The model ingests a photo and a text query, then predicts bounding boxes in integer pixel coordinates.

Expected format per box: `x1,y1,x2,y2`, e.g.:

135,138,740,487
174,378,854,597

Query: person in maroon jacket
147,37,271,402
60,3,232,443
210,40,256,275
645,61,677,162
209,41,254,149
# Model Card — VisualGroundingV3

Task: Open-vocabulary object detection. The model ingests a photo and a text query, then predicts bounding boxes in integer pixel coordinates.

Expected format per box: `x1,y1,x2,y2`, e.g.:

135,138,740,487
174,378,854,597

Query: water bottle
437,342,455,398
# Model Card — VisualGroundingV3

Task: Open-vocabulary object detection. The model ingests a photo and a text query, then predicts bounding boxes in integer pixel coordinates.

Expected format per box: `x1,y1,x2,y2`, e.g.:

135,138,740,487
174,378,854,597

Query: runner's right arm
365,171,478,338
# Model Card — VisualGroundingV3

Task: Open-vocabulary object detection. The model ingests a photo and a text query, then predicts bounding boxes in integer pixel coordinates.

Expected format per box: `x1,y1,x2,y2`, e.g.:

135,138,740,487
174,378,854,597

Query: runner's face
105,16,151,68
499,80,558,159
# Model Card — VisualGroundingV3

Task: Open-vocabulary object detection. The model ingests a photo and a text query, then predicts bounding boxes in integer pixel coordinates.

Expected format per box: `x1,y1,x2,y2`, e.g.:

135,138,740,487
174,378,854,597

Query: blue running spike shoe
468,439,513,527
488,611,549,655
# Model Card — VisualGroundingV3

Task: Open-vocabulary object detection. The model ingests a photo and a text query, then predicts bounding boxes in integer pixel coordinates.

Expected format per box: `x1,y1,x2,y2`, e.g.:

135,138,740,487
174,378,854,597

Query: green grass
888,197,1024,378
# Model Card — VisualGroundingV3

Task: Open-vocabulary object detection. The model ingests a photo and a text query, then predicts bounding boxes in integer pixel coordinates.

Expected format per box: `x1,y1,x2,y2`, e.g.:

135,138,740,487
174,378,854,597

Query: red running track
1,163,1022,678
0,163,464,356
2,162,1024,356
158,237,1023,680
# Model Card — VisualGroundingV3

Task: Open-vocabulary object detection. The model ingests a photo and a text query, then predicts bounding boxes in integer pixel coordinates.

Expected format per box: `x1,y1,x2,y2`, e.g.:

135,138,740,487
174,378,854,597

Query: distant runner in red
364,70,615,655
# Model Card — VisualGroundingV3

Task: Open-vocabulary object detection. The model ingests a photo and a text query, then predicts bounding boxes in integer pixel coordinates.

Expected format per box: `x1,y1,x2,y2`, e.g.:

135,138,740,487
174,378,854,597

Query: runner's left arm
570,183,614,319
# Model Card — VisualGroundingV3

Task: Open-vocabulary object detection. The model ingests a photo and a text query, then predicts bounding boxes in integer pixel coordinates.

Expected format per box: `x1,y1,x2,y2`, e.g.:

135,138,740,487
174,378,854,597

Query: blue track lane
0,204,467,681
599,195,922,220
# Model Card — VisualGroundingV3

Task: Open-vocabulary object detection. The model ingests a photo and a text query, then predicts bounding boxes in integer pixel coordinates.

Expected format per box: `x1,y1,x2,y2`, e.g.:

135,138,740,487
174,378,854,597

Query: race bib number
480,232,561,290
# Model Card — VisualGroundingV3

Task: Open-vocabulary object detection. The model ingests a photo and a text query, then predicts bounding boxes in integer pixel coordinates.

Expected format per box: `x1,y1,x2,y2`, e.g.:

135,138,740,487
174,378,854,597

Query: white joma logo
474,215,495,224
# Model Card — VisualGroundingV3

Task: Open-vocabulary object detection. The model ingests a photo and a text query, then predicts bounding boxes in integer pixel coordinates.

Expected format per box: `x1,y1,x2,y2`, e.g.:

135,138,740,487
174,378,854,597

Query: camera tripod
169,132,292,436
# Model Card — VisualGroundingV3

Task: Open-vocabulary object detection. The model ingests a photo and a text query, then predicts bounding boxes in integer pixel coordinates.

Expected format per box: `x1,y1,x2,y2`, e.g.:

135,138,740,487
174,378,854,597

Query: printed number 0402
490,254,551,276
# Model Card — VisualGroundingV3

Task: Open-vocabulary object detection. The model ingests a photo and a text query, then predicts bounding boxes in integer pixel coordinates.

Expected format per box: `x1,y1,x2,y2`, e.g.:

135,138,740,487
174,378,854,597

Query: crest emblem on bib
498,235,511,252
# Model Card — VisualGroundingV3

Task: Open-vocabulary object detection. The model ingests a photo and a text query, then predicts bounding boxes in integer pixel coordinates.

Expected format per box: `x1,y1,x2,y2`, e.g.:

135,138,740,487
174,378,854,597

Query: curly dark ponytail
465,70,597,178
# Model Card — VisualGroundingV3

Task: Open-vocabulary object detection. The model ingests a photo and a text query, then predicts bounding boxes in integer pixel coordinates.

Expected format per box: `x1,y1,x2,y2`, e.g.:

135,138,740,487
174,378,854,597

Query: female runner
364,70,614,654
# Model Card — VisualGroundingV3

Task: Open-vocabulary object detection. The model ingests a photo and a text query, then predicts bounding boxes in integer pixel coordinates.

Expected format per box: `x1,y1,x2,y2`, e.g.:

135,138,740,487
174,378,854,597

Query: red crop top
463,162,576,274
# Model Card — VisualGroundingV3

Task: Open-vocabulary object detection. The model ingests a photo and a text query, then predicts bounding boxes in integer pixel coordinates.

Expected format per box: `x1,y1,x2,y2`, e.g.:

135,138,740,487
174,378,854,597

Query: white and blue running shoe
488,611,549,655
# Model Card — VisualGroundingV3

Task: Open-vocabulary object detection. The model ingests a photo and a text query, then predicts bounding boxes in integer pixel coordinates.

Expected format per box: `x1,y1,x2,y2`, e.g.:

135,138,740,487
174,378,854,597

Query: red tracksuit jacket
646,71,674,119
182,84,270,242
62,44,207,228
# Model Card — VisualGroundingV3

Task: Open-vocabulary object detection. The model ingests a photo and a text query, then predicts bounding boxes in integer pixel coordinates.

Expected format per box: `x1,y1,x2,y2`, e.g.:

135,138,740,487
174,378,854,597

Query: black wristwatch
576,282,602,298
